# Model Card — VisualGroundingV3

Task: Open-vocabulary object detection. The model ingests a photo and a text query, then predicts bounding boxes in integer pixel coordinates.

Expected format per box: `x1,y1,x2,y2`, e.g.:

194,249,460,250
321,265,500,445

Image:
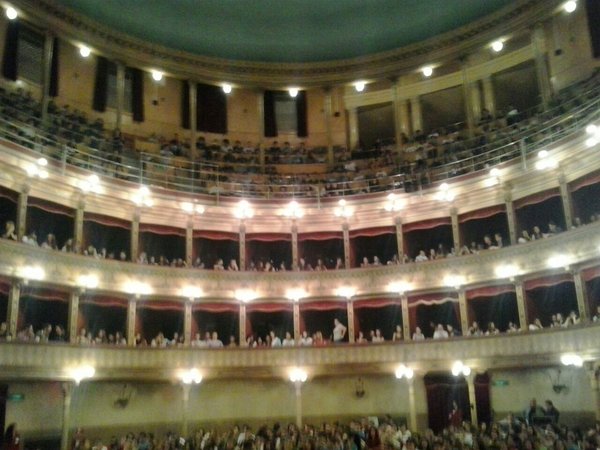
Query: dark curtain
48,37,59,97
246,240,292,270
79,301,127,337
424,374,470,433
351,234,398,267
460,213,509,248
263,90,277,137
586,277,600,312
131,67,144,122
571,182,600,224
299,238,344,269
19,295,68,331
296,90,308,137
587,0,600,58
83,220,131,257
354,304,402,340
475,373,492,425
26,206,74,248
247,310,293,341
0,384,7,443
181,80,190,129
193,237,239,269
0,193,17,228
0,288,8,324
2,20,19,81
300,307,347,342
404,225,454,259
139,231,186,262
416,302,460,338
197,82,227,134
92,56,109,113
136,306,183,342
526,282,578,326
515,196,565,233
192,309,238,343
468,293,519,332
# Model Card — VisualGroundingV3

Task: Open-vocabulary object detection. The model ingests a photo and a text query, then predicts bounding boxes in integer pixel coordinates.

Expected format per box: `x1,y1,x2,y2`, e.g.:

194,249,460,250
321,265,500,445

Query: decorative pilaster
515,281,528,330
450,208,460,250
293,302,301,341
41,32,55,125
470,80,482,124
7,281,20,337
401,294,410,342
407,377,418,431
16,188,28,241
324,88,334,165
239,222,246,270
346,300,355,343
184,302,192,346
558,174,573,228
185,218,194,267
60,382,74,450
181,384,191,437
504,190,517,245
466,374,478,426
573,270,589,320
126,298,137,346
74,199,85,254
532,25,552,109
482,76,496,117
348,108,359,150
458,289,469,335
68,291,80,344
130,210,140,262
239,303,247,346
188,81,197,161
395,217,404,260
461,61,475,136
342,222,350,269
410,96,423,135
392,82,403,152
291,222,299,269
115,61,126,130
587,363,600,421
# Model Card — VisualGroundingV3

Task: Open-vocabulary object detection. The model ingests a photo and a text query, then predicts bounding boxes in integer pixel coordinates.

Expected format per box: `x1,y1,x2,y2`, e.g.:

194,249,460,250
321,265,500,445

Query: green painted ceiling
55,0,515,63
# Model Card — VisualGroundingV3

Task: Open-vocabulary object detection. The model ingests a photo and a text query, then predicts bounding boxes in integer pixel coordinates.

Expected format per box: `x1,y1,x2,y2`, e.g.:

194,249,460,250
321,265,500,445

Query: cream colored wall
546,5,600,91
489,367,595,424
5,375,424,439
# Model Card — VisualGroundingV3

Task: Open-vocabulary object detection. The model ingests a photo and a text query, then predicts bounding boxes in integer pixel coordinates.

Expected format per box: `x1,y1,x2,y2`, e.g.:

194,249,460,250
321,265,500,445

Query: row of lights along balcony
0,1,578,100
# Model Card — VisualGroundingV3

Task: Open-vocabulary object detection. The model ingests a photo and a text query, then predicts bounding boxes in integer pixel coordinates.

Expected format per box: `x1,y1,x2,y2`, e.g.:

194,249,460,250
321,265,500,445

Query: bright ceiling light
435,183,455,202
388,281,411,295
585,124,600,147
286,288,308,302
132,186,153,207
422,66,434,77
79,45,91,58
444,274,465,289
547,254,572,269
151,70,163,81
68,365,95,384
384,193,403,212
181,202,205,215
5,6,17,20
560,353,583,367
336,286,356,299
586,124,597,135
233,200,254,219
563,0,577,13
77,274,99,290
354,81,366,92
123,281,152,297
179,368,202,385
78,174,101,194
495,264,520,279
451,361,471,377
535,150,557,170
235,288,257,303
289,367,308,383
289,88,299,98
222,83,232,94
334,199,353,218
491,40,504,52
283,200,304,218
181,285,203,300
490,168,501,177
395,365,414,380
18,266,45,281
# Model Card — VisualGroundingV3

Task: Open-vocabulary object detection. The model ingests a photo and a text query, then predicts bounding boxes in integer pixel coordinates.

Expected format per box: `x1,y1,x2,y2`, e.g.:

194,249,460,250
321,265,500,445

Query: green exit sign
493,380,509,387
7,393,25,402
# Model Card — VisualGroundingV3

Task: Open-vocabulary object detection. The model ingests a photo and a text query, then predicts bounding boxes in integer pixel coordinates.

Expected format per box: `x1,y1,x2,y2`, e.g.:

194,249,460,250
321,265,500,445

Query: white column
407,377,418,431
239,303,247,346
395,218,404,261
458,289,468,335
130,210,140,263
559,174,573,228
401,294,410,342
461,62,476,136
291,222,299,269
74,200,84,254
293,302,301,342
410,97,423,135
466,374,478,426
185,218,194,267
346,300,355,343
115,61,126,130
60,382,74,450
392,82,403,152
342,222,350,269
573,270,589,320
127,298,137,346
181,384,191,437
348,108,359,150
7,281,20,337
16,188,28,241
68,291,80,344
239,222,246,270
294,382,303,428
505,191,517,246
451,208,460,250
184,302,192,346
470,81,482,124
587,363,600,421
515,281,528,331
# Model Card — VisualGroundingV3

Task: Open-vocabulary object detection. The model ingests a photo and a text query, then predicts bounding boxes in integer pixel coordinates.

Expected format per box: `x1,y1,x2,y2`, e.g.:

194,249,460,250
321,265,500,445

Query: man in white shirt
415,250,428,262
299,330,313,346
332,318,347,343
432,324,449,339
208,331,223,348
282,331,295,347
270,330,282,347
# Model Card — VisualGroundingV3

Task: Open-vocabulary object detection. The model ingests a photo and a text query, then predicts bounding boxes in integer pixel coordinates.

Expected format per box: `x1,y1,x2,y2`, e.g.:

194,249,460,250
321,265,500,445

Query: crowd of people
27,407,599,450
